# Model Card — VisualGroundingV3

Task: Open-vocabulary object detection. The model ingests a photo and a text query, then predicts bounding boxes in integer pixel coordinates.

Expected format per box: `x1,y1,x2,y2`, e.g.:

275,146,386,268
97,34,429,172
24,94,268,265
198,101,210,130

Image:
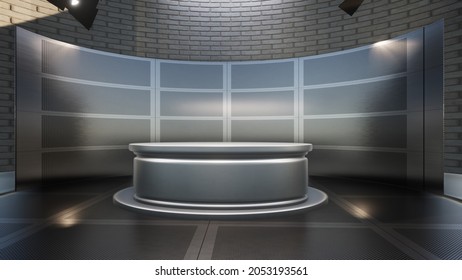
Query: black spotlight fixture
47,0,99,30
339,0,364,16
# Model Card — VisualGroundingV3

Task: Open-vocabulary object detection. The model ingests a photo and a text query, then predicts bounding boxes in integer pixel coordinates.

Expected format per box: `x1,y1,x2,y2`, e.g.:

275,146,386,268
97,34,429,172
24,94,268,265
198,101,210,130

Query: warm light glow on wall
0,4,61,28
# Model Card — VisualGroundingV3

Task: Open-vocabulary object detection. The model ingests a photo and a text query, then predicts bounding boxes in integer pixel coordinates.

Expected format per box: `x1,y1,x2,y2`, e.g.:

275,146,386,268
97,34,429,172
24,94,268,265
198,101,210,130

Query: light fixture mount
47,0,99,30
339,0,365,16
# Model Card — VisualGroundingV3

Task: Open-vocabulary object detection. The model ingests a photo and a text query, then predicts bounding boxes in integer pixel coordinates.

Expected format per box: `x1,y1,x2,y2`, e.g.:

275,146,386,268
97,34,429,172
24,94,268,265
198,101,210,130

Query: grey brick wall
1,0,462,173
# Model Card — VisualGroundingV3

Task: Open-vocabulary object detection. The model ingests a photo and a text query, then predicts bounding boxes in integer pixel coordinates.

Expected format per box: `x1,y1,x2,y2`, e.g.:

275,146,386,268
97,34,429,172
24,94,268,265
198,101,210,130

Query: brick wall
1,0,462,173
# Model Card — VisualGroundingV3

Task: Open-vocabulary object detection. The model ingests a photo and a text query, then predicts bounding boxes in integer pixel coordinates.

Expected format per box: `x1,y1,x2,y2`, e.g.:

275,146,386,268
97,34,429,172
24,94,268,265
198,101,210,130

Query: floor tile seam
207,221,368,228
55,218,210,226
184,222,210,260
321,188,439,260
197,223,219,260
339,195,429,198
0,218,44,224
8,192,108,196
0,189,116,250
384,224,462,230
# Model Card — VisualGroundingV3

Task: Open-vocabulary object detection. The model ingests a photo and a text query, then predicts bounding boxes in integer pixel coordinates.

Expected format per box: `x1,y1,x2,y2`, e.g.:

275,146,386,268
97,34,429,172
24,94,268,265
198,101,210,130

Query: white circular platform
113,186,328,218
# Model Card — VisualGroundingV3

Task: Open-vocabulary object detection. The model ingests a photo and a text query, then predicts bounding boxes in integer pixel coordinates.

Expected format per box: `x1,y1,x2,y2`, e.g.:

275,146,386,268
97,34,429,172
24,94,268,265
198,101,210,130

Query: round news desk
113,142,327,218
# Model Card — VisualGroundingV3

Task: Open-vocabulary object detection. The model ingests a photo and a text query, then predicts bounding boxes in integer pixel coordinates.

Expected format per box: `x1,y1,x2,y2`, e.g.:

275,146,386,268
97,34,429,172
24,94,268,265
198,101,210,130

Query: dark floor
0,176,461,260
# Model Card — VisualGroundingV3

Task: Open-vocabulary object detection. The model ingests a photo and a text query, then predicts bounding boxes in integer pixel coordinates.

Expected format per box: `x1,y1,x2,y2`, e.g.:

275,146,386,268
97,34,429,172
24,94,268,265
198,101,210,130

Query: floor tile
395,228,462,260
211,226,411,260
0,224,197,259
0,223,32,239
0,194,93,219
344,196,462,224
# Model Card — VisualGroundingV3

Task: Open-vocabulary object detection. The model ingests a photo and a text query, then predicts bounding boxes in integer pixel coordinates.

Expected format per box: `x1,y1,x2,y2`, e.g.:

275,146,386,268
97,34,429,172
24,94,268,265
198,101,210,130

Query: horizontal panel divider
42,73,154,90
229,87,297,92
159,117,226,120
20,110,154,119
158,88,226,92
18,145,129,153
302,73,407,89
230,116,296,120
311,145,409,153
303,111,408,119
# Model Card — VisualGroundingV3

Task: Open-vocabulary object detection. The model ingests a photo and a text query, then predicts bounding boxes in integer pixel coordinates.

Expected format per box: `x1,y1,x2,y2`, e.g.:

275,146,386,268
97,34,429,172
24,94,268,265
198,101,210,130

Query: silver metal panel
134,157,307,203
231,91,294,117
424,20,444,69
42,150,134,181
405,29,424,74
407,72,424,112
425,109,444,154
42,116,151,148
42,41,151,86
160,62,224,89
407,152,424,188
407,111,424,152
114,186,327,217
42,78,151,115
159,120,223,142
424,21,444,192
231,61,294,89
308,149,407,185
160,91,223,117
304,78,407,115
16,28,42,112
304,39,407,85
16,152,42,185
0,172,15,194
17,112,42,152
424,67,444,111
424,151,444,190
444,173,462,200
231,120,295,142
304,116,407,148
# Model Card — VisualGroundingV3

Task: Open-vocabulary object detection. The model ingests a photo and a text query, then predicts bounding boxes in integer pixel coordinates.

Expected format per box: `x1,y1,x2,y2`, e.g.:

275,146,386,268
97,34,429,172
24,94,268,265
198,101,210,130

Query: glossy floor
0,176,461,259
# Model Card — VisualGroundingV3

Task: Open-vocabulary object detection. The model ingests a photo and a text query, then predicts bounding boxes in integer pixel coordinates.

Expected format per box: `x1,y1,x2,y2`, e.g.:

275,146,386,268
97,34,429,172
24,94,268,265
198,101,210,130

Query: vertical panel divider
155,60,161,142
298,58,305,143
150,60,156,142
293,59,299,143
226,62,232,142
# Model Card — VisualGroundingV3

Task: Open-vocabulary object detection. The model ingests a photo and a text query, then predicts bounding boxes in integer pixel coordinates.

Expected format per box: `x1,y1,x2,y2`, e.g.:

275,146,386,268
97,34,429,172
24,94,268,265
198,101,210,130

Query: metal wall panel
304,78,407,115
231,61,294,89
231,120,295,142
42,78,151,115
424,20,444,192
42,41,150,86
160,91,223,117
42,116,151,148
42,150,134,181
308,149,408,186
304,116,407,148
231,91,295,117
160,62,224,89
159,120,223,142
303,39,407,85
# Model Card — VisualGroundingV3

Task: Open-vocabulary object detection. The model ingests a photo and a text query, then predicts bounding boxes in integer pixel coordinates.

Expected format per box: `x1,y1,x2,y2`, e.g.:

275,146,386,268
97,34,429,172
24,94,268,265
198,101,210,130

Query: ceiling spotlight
339,0,364,16
47,0,99,30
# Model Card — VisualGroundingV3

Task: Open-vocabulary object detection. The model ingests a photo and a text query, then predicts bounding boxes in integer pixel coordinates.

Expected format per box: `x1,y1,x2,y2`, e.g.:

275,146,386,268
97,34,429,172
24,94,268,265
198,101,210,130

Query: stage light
47,0,99,30
339,0,364,16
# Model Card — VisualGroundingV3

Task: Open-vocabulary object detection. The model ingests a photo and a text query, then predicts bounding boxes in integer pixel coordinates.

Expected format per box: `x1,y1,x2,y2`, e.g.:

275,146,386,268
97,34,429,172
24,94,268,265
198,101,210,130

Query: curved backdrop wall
16,23,443,190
